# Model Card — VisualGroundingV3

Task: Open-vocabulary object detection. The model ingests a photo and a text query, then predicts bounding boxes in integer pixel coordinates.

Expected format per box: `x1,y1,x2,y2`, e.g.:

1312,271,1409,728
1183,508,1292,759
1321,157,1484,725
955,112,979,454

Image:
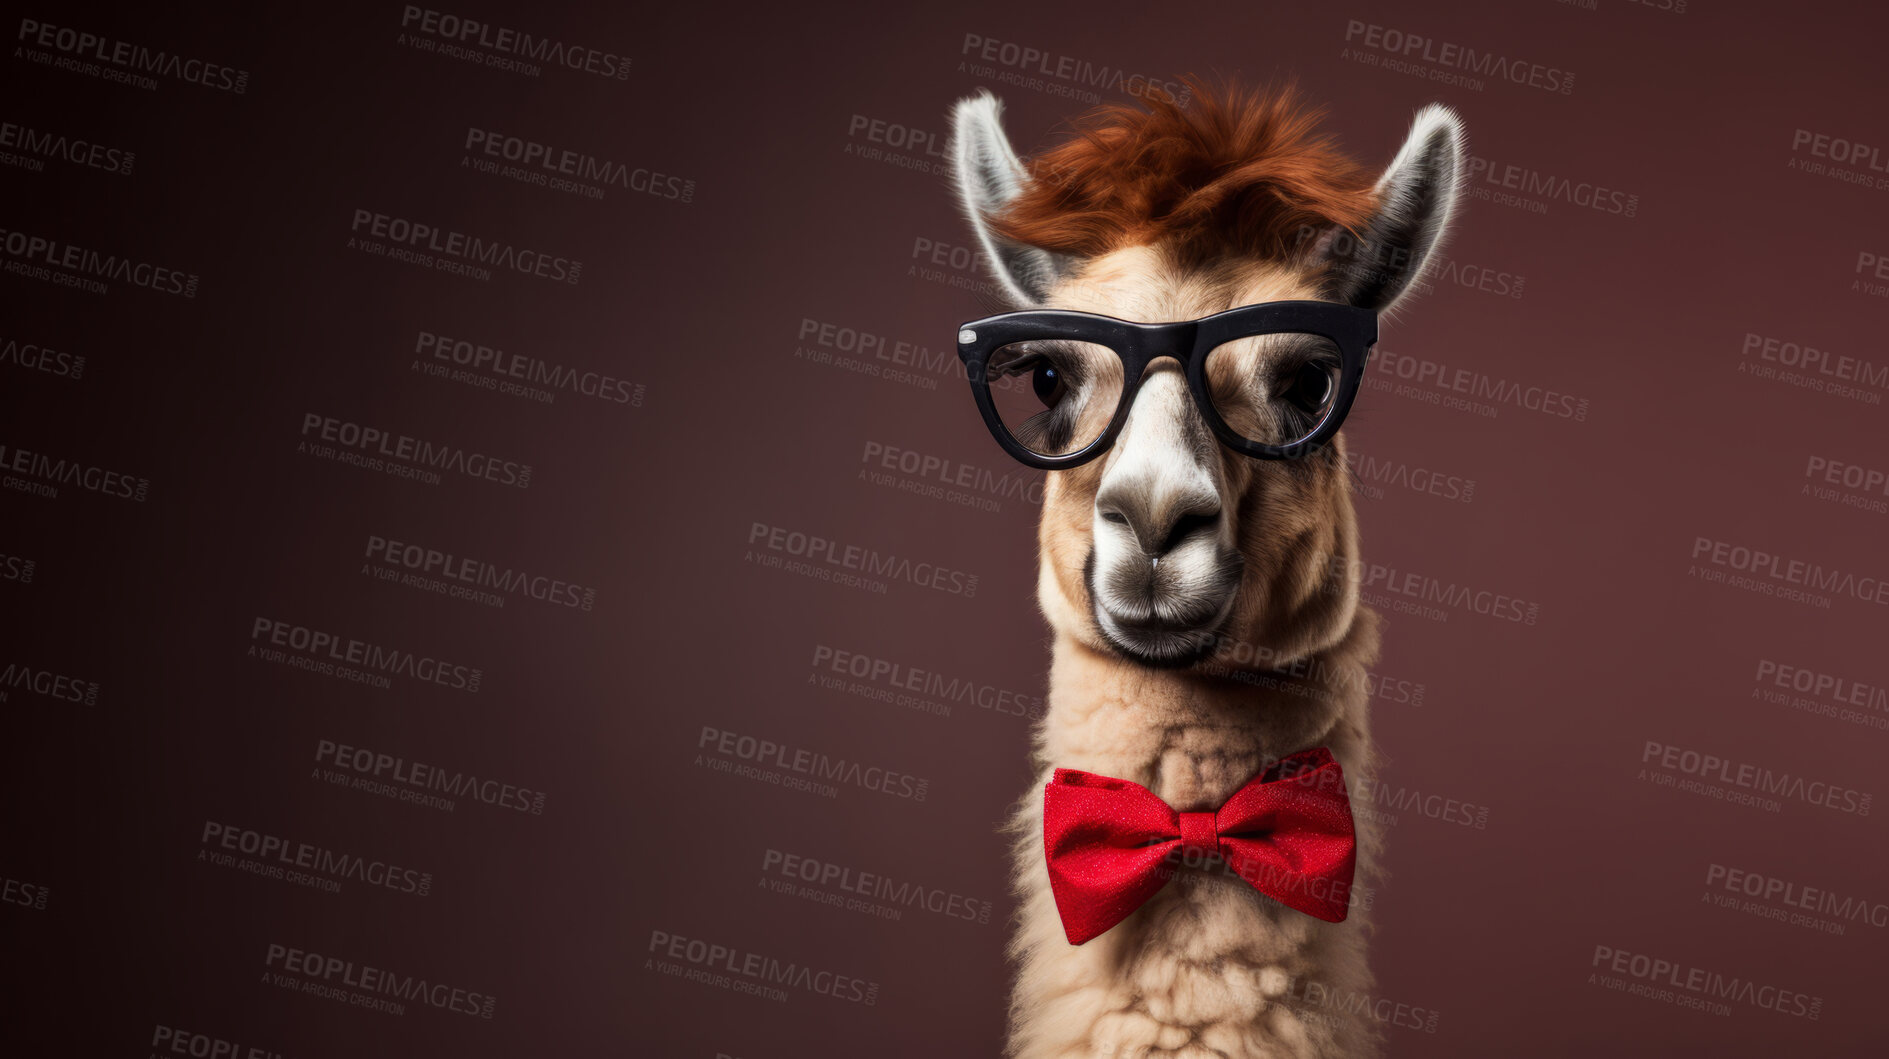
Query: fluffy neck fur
1004,577,1384,1058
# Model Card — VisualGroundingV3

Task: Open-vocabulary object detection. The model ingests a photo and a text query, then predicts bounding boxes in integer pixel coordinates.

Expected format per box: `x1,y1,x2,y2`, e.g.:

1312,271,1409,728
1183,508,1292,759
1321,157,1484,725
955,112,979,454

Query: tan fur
1006,247,1384,1059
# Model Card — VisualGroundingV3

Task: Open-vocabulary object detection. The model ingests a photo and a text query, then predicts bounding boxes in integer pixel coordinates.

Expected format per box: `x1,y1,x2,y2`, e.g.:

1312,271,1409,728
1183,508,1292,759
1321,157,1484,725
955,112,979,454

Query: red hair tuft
987,78,1379,268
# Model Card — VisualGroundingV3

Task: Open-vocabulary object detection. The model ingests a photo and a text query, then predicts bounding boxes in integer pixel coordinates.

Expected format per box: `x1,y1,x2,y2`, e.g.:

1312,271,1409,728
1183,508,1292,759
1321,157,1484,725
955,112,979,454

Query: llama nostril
1098,490,1221,559
1097,485,1221,557
1159,509,1221,555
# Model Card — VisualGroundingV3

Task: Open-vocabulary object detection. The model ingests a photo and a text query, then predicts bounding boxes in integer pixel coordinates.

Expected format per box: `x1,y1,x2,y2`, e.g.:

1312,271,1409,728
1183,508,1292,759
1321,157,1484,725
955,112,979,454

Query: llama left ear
949,91,1066,306
1320,104,1465,314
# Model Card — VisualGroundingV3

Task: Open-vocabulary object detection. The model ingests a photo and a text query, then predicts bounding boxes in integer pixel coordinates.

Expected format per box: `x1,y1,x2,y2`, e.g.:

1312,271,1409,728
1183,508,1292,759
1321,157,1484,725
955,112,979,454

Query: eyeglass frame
955,299,1379,471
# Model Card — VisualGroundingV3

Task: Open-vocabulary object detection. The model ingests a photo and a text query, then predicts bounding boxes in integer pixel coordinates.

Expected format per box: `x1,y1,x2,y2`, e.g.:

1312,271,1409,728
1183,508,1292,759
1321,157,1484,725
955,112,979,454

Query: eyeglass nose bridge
1111,320,1204,403
1121,320,1201,363
1106,320,1232,445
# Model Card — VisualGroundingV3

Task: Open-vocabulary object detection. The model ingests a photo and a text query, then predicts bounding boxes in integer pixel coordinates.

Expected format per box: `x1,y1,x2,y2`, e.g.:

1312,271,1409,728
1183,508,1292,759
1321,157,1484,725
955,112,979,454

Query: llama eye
1032,361,1066,407
991,344,1077,407
1278,361,1334,414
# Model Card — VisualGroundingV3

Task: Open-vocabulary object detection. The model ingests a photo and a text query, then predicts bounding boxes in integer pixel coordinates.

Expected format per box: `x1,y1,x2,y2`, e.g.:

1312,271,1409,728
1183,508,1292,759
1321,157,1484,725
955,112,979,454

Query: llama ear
1320,104,1465,314
949,91,1066,306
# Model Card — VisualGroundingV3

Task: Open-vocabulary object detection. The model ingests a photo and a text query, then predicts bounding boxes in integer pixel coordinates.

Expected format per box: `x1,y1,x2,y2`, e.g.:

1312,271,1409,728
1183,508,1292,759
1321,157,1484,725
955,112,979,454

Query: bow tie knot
1042,747,1357,945
1176,811,1219,857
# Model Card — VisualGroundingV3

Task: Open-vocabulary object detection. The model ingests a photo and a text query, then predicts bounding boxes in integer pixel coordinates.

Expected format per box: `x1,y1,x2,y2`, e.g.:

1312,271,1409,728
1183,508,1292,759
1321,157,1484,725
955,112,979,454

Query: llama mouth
1083,550,1240,668
1093,614,1228,668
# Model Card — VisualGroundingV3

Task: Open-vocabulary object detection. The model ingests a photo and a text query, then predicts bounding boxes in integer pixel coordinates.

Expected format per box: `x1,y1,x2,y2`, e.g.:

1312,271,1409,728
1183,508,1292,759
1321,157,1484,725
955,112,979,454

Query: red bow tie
1042,747,1357,944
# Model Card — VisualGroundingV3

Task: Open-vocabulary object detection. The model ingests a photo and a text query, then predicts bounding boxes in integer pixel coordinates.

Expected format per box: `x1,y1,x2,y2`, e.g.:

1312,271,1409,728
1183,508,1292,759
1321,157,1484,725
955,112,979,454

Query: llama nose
1096,484,1222,558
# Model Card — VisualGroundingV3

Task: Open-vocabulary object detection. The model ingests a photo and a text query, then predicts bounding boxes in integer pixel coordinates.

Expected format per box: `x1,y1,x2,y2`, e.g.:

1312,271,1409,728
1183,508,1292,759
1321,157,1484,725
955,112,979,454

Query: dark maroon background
3,1,1886,1055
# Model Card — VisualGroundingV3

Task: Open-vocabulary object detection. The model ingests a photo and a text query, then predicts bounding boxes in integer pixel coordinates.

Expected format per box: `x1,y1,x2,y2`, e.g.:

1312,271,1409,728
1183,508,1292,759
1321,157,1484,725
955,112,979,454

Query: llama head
949,84,1463,667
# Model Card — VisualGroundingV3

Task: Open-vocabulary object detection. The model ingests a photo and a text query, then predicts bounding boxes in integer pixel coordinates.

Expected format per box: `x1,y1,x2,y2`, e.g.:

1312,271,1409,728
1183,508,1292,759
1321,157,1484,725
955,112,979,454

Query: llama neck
1036,618,1374,811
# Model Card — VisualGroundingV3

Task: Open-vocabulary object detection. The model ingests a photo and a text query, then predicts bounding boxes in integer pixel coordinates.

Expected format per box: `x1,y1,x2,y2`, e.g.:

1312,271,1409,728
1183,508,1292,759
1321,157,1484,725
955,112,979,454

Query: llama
946,83,1464,1058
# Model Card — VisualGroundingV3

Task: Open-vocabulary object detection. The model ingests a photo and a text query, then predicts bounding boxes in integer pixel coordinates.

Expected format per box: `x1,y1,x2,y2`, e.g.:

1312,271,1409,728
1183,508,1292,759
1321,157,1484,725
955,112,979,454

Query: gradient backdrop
3,1,1887,1056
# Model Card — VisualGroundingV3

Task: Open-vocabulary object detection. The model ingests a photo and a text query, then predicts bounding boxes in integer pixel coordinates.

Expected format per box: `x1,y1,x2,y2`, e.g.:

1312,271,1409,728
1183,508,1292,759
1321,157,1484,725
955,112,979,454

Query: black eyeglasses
956,300,1378,470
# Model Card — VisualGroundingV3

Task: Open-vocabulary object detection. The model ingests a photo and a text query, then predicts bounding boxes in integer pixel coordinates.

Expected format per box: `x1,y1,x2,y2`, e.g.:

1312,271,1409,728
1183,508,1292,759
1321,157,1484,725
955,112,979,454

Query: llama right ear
1318,103,1465,315
949,92,1065,307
